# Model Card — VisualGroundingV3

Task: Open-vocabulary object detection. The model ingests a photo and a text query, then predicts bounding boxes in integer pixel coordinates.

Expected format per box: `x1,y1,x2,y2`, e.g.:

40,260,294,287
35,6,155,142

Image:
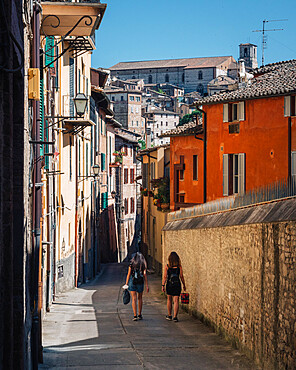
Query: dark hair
168,252,180,268
130,252,147,272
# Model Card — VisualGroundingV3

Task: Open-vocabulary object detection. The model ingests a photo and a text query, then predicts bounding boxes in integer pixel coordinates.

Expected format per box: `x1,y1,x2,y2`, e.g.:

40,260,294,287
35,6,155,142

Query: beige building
39,0,107,304
139,144,170,273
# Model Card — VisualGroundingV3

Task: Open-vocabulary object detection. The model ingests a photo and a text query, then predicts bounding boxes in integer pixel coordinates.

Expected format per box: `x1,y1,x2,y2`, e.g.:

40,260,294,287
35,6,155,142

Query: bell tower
239,43,258,69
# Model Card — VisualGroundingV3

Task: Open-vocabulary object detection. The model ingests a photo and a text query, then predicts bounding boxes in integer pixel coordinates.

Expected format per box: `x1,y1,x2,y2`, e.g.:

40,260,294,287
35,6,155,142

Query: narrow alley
40,264,256,369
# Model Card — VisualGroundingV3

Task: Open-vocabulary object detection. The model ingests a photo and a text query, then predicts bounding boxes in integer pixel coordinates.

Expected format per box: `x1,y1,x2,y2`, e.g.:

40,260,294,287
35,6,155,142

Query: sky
92,0,296,69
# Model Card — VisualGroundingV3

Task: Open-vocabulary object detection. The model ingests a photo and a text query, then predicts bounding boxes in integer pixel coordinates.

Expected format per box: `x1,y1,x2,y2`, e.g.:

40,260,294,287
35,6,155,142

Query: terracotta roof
253,59,296,75
110,56,234,71
196,60,296,105
138,143,170,156
161,121,203,137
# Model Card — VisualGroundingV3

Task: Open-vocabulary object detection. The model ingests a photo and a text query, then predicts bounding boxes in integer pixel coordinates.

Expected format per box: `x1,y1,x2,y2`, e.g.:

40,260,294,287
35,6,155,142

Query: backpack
168,267,180,285
132,268,144,285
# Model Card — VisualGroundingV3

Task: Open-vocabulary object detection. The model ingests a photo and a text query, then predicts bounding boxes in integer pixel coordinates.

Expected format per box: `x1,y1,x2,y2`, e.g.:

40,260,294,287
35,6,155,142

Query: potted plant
141,187,148,196
151,177,170,209
113,151,123,164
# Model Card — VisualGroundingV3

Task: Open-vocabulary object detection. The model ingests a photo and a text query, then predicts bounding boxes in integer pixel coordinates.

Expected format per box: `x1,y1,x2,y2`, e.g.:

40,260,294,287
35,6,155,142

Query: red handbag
180,292,189,304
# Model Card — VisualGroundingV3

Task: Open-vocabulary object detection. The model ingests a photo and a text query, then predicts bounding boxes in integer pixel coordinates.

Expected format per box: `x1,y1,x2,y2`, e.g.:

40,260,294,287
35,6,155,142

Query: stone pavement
40,263,257,369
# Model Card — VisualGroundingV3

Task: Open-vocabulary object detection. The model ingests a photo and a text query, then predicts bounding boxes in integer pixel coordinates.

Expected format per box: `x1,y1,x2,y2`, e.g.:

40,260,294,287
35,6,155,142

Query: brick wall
163,203,296,369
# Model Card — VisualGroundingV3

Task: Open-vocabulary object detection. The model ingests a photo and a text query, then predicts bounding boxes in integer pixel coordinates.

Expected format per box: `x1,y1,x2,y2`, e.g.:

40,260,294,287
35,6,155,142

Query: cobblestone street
40,264,256,369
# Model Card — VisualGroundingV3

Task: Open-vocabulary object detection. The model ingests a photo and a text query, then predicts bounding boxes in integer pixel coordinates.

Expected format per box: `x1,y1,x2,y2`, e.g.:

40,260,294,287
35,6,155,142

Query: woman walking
162,252,186,322
125,252,149,321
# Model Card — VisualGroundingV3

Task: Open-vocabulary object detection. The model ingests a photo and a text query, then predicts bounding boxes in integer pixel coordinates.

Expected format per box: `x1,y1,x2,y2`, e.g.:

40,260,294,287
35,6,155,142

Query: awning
63,119,95,135
41,1,107,37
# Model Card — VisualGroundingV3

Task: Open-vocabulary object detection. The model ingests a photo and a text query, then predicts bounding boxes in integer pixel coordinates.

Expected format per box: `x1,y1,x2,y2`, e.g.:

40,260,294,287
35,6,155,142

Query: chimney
239,59,246,82
146,127,151,148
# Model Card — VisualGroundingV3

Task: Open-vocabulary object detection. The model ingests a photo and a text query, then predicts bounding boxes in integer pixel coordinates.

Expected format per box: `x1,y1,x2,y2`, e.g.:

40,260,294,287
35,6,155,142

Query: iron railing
168,177,296,222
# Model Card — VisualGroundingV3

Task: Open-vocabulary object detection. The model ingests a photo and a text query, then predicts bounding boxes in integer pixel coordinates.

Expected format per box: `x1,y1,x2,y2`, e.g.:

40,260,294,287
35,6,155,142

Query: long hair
130,252,147,272
168,252,180,268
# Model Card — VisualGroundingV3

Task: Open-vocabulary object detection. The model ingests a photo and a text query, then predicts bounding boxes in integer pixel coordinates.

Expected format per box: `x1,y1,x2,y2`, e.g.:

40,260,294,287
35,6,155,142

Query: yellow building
138,144,170,273
39,0,106,308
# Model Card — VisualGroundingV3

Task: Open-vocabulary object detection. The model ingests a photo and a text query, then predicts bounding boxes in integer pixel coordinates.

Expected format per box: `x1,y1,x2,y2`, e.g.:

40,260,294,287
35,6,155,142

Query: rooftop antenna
253,19,287,66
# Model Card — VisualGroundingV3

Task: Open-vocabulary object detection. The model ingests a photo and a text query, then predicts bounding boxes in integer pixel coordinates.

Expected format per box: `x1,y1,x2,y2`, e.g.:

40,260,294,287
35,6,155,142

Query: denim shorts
128,276,144,293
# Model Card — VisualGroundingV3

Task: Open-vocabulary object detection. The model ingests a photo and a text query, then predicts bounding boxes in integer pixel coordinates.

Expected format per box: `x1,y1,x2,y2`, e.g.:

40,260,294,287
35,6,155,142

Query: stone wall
163,201,296,369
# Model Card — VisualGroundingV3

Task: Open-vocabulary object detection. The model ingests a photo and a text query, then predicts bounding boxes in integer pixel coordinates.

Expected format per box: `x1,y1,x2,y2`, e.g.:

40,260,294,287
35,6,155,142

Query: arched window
197,84,204,94
244,48,248,57
148,75,152,83
182,73,185,83
198,71,203,80
132,76,136,79
165,74,169,83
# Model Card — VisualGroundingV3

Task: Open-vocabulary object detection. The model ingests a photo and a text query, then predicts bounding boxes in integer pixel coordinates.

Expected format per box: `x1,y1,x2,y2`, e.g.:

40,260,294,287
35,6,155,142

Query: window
223,102,245,122
244,47,248,57
121,96,124,101
124,168,128,184
150,162,155,180
130,168,134,183
197,84,204,94
165,74,169,83
111,96,115,101
179,170,184,180
131,106,134,113
148,75,152,83
124,198,128,215
130,198,135,213
136,96,140,102
130,96,134,101
182,73,185,83
223,153,245,196
161,121,163,126
131,120,133,126
284,96,296,117
136,121,138,126
198,71,203,80
193,155,198,180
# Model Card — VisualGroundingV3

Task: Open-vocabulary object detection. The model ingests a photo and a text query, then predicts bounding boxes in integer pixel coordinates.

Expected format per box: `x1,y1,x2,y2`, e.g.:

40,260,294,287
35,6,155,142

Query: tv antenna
253,19,288,66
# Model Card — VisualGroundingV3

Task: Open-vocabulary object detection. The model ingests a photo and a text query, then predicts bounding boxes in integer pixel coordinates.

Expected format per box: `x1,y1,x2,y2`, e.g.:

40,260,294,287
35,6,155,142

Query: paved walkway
40,263,256,369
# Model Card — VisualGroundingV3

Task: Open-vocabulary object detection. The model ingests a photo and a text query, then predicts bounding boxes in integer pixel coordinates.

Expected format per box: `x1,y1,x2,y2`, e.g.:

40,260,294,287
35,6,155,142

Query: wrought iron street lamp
73,93,88,117
92,164,100,177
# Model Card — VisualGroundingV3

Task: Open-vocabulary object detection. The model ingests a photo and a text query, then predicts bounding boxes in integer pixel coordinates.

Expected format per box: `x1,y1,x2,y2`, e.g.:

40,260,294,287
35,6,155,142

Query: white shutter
223,154,229,196
238,153,245,194
292,151,296,179
284,96,291,117
223,104,229,122
238,101,245,121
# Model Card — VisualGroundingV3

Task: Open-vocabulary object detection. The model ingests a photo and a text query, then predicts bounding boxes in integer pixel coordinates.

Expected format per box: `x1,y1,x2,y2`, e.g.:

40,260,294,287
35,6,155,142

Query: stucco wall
163,216,296,369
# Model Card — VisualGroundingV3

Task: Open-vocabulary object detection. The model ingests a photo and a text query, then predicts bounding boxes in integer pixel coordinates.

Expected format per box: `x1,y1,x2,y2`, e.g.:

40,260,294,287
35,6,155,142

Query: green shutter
69,58,74,117
40,69,44,157
101,153,105,171
45,36,55,68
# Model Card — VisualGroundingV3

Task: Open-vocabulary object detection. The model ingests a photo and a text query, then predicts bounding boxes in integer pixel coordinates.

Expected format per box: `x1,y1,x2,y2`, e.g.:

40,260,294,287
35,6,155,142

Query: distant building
239,43,258,70
104,87,145,137
110,56,237,94
208,75,237,96
144,109,179,146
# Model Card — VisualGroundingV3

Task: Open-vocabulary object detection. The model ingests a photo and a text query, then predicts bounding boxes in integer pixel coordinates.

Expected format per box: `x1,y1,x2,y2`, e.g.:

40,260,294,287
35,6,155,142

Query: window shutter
101,153,105,171
238,153,245,194
40,69,44,157
69,58,74,117
292,152,296,179
223,154,229,196
223,104,229,122
238,101,245,121
142,163,148,188
284,96,291,117
45,36,55,68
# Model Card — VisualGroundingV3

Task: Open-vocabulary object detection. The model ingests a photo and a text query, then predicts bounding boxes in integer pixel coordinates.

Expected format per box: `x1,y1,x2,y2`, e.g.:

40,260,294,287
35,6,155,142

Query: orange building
164,60,296,210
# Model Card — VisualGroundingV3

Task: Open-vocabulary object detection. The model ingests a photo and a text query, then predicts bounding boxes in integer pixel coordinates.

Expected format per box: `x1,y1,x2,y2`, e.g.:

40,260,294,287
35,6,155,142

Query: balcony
41,1,106,37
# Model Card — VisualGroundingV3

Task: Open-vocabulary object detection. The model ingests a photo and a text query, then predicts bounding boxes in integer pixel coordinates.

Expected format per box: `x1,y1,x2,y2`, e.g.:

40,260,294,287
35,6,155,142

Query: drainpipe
288,116,291,180
32,2,43,367
194,108,207,203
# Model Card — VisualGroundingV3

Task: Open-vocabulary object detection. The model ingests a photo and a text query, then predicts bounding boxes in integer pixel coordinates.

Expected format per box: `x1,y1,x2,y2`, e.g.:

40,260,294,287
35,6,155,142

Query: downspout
32,2,43,367
288,116,291,180
194,108,207,203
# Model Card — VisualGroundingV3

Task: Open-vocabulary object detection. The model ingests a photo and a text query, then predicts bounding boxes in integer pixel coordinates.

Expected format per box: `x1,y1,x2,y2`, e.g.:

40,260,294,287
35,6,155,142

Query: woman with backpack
162,251,186,322
125,252,149,321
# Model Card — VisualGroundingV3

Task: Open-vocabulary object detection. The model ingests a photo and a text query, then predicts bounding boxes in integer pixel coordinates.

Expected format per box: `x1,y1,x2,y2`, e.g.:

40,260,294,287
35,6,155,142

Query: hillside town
0,0,296,369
